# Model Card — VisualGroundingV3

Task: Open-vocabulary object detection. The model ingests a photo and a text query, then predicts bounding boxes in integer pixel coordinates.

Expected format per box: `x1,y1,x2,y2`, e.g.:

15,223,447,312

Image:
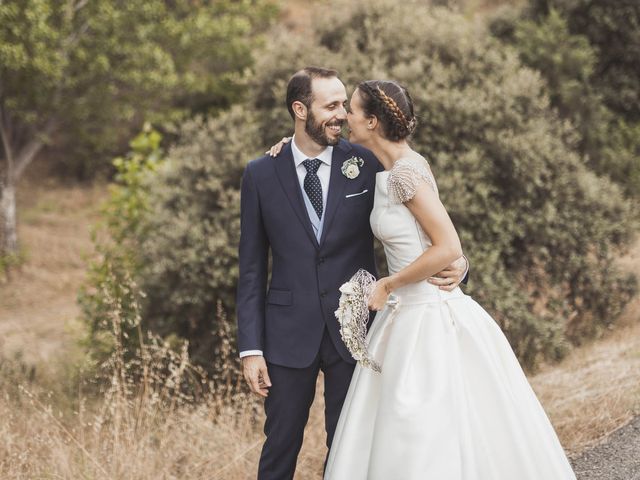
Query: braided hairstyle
357,80,417,141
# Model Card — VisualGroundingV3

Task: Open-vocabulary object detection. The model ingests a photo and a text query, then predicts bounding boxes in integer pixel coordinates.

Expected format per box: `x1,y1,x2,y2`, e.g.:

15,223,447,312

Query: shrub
79,125,164,363
490,2,640,195
135,109,261,365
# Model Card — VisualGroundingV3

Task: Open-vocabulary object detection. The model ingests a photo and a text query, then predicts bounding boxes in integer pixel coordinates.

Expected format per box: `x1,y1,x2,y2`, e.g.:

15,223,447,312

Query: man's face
305,77,348,146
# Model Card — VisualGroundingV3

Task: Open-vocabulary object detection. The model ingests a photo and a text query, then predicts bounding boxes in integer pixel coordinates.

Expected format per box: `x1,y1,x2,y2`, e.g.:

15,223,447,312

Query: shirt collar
291,135,333,168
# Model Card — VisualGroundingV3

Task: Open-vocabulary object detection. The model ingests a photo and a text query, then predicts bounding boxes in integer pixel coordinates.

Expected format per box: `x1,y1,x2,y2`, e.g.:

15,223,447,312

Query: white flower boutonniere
341,156,364,179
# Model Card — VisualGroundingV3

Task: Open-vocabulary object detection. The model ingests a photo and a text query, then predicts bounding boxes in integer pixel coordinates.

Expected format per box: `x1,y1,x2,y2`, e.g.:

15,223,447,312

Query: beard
305,110,343,146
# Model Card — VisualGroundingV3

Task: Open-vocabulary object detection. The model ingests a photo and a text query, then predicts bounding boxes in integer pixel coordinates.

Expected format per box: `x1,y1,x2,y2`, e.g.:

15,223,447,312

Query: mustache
326,120,345,127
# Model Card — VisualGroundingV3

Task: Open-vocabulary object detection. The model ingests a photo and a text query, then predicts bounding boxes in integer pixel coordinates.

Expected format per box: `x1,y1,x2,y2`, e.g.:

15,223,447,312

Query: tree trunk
0,100,55,256
0,181,17,256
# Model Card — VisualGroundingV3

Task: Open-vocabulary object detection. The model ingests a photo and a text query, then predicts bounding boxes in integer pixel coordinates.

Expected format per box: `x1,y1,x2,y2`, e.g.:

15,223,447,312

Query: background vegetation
81,0,638,371
1,0,639,477
0,0,276,259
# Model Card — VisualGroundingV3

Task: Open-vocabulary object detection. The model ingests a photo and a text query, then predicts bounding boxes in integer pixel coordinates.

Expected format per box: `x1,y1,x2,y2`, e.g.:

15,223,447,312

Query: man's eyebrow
324,99,347,107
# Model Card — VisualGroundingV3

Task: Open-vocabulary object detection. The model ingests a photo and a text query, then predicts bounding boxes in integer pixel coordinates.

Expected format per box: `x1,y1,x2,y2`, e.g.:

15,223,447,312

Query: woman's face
347,89,373,146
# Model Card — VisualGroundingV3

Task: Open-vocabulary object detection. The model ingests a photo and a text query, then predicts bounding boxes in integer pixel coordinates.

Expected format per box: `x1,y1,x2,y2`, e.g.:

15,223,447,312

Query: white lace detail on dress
387,157,437,204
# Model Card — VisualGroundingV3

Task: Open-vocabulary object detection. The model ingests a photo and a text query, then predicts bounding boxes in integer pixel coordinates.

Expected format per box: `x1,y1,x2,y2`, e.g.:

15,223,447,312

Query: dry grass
0,177,107,366
0,369,326,480
530,238,640,455
0,366,329,479
0,330,263,479
530,320,640,455
0,179,638,477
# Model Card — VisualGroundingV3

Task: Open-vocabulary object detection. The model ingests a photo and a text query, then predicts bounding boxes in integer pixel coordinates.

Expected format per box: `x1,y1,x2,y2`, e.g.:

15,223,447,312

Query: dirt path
571,415,640,479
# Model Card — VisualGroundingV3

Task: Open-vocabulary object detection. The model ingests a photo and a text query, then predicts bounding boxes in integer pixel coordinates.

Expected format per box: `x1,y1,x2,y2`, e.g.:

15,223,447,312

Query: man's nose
337,104,348,118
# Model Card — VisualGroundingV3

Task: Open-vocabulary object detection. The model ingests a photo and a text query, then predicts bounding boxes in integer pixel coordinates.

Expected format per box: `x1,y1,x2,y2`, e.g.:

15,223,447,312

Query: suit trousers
257,327,355,480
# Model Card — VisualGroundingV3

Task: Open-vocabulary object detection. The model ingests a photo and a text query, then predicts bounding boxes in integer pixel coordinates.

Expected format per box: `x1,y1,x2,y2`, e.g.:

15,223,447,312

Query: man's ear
292,101,307,121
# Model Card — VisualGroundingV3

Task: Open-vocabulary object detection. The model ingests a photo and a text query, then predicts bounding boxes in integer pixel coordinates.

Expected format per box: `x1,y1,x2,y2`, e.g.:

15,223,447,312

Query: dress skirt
324,285,576,480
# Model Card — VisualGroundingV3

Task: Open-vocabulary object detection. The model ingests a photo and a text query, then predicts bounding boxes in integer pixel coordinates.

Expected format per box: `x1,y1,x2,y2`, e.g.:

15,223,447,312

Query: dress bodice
370,156,443,297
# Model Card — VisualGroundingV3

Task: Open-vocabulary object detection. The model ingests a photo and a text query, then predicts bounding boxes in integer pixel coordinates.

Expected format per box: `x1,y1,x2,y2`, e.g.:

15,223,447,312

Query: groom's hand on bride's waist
242,355,272,398
428,255,468,291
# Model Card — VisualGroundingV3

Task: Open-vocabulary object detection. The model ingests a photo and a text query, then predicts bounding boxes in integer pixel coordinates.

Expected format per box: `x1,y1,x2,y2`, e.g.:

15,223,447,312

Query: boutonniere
341,156,364,179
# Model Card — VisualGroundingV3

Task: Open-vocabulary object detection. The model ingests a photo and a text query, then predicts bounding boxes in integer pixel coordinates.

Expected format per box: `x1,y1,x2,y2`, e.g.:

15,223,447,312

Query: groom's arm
237,163,269,356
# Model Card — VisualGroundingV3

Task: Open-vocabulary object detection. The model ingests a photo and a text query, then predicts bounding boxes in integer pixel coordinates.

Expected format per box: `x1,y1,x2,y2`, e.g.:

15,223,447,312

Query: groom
236,67,467,479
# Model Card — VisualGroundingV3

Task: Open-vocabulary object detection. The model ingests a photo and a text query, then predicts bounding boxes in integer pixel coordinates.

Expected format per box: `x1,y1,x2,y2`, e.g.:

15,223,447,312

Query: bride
321,80,577,479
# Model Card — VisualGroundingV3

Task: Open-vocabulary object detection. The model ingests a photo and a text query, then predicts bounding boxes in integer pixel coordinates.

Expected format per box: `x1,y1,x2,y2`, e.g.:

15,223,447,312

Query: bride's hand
266,136,292,157
368,277,393,311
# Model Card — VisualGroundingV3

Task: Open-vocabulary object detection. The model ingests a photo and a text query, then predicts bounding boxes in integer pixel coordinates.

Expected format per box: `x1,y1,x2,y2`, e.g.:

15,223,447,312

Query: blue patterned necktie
303,158,323,220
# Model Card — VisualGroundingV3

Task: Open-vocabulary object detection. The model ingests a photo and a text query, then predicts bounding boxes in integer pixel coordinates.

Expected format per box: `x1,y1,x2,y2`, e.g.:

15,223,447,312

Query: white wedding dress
324,157,576,479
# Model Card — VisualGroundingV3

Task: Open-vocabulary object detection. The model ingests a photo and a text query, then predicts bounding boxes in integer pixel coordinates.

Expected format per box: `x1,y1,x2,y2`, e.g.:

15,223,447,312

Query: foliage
245,0,637,367
83,0,637,370
81,112,259,368
490,2,640,195
0,0,278,178
527,0,640,122
79,125,164,362
136,109,261,365
0,247,25,278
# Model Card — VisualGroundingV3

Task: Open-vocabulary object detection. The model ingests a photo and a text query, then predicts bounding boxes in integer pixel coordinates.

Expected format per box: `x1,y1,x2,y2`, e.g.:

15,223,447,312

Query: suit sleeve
462,255,470,285
236,164,269,353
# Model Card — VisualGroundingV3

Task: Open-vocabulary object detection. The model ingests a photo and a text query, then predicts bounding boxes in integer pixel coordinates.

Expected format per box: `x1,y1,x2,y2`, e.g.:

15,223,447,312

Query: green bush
490,2,640,196
135,109,261,364
83,0,637,371
79,125,164,362
526,0,640,122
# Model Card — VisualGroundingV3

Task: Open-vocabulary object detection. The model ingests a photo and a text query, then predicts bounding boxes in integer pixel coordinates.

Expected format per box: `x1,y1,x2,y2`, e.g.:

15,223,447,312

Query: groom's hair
286,66,339,120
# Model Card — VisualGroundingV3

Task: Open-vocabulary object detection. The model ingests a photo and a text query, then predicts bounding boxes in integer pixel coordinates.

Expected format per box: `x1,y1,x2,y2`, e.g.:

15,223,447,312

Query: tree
527,0,640,122
0,0,276,259
490,1,640,195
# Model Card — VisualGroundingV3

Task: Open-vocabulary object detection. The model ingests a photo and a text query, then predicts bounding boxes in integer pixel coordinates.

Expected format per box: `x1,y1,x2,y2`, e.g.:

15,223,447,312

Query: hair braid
358,80,417,141
375,86,411,132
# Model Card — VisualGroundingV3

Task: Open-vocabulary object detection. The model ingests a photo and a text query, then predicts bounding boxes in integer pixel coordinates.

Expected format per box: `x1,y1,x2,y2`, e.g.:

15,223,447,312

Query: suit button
317,257,325,265
320,291,327,297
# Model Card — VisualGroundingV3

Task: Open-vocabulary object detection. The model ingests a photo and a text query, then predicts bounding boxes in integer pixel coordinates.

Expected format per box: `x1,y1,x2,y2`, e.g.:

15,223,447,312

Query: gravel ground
571,416,640,480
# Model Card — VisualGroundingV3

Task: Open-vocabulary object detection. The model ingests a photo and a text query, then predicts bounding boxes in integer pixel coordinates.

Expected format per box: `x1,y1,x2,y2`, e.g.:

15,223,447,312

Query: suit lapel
273,143,320,249
319,140,353,246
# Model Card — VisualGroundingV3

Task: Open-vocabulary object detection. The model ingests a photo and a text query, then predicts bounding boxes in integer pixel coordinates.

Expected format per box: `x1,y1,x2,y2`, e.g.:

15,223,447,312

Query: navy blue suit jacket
236,139,380,368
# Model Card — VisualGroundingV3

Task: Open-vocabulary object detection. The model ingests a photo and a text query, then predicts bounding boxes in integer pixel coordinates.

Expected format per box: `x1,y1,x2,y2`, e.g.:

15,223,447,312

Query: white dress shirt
239,137,333,359
291,135,333,219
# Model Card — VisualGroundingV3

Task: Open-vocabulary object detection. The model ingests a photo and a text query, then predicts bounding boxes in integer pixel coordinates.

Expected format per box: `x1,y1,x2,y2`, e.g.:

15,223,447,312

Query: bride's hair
357,80,417,141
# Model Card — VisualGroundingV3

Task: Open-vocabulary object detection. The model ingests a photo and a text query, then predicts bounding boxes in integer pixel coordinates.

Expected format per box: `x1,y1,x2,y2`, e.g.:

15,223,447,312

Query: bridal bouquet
334,269,382,373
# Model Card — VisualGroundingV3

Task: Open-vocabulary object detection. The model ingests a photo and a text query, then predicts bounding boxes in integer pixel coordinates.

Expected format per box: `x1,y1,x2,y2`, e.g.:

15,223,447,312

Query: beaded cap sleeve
387,157,438,204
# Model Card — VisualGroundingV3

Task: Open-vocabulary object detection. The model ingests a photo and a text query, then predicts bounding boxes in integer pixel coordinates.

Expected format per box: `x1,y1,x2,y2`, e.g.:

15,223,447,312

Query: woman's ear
367,115,378,130
292,101,307,121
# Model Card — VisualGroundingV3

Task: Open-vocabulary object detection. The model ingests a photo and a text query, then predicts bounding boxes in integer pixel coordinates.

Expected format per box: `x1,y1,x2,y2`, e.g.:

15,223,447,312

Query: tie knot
303,158,322,174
